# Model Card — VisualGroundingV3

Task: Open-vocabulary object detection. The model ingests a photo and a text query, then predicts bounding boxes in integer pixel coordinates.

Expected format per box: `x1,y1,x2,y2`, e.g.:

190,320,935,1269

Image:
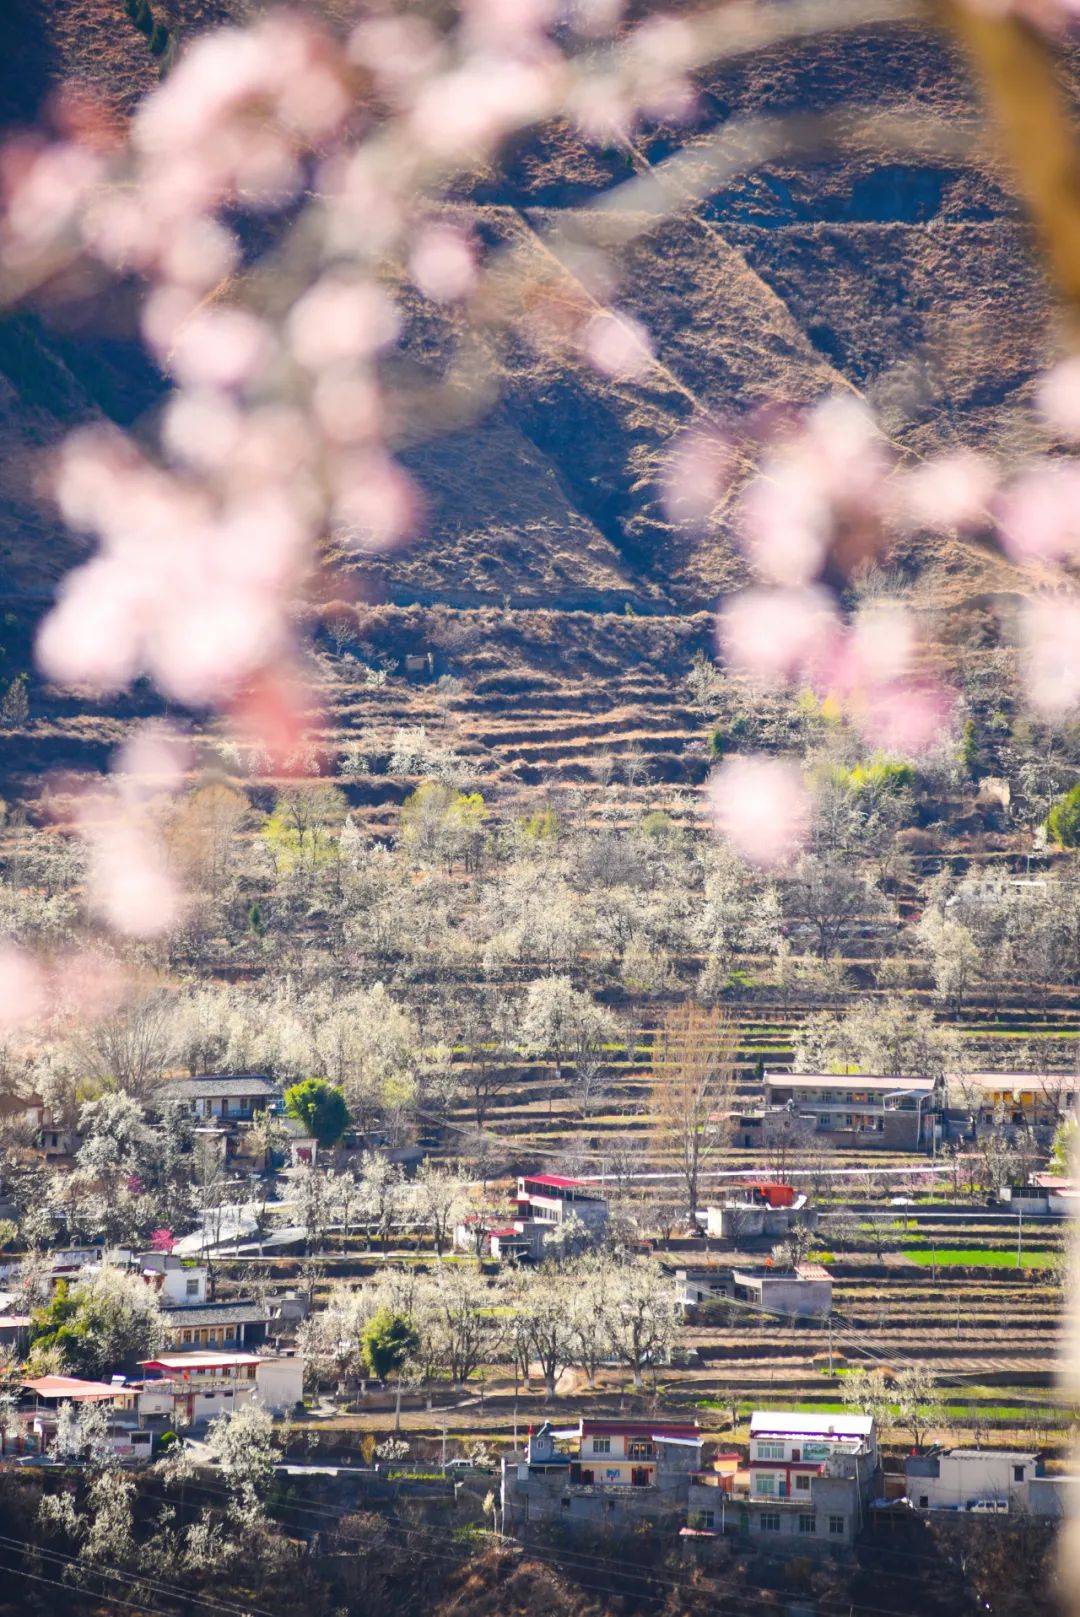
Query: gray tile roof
161,1301,270,1327
160,1076,279,1101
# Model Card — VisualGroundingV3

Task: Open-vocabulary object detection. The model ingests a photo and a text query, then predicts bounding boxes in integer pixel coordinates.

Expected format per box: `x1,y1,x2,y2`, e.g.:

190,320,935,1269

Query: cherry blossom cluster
672,390,1080,865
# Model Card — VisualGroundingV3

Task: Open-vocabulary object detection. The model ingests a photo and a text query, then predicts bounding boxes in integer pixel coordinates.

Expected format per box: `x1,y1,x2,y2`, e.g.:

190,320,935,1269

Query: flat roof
581,1419,701,1440
23,1376,123,1401
140,1353,262,1370
751,1412,873,1439
956,1072,1076,1091
765,1074,936,1093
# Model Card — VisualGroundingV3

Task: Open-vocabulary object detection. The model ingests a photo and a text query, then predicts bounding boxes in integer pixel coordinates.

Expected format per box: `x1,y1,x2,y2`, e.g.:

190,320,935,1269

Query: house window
798,1515,817,1535
592,1437,611,1455
627,1441,654,1461
561,1497,570,1510
918,1495,929,1509
759,1513,781,1533
186,1279,200,1298
795,1474,811,1492
182,1330,192,1344
757,1442,785,1461
694,1510,715,1530
829,1516,845,1536
755,1475,776,1496
1013,1465,1025,1483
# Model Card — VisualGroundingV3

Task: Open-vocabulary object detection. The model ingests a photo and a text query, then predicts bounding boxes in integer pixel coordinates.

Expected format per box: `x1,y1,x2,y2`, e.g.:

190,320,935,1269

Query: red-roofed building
454,1171,608,1262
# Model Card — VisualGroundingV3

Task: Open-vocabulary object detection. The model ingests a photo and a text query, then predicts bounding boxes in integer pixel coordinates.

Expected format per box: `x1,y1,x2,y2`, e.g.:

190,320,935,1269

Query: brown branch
938,1,1080,343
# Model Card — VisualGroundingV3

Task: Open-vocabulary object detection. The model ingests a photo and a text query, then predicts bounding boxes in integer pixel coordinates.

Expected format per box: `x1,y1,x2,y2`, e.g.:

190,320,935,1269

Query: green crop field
902,1248,1059,1269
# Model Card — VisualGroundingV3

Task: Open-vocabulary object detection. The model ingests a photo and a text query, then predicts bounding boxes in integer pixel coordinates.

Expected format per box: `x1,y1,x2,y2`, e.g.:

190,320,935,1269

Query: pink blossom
408,58,557,157
1021,596,1080,716
230,666,317,773
115,723,191,800
898,450,997,531
166,306,273,390
1036,356,1080,439
737,397,890,585
661,427,735,527
460,0,559,55
582,311,654,381
312,372,381,445
857,679,953,757
157,215,239,290
705,755,810,868
997,461,1080,564
333,452,421,551
718,586,839,685
161,389,243,470
347,14,444,103
845,601,916,689
568,78,635,144
738,463,830,587
83,811,183,938
0,944,47,1035
287,276,400,371
37,558,147,694
410,224,477,303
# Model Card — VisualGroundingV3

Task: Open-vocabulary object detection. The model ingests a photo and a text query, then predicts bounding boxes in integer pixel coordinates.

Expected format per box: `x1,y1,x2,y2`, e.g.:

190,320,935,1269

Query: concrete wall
256,1356,304,1413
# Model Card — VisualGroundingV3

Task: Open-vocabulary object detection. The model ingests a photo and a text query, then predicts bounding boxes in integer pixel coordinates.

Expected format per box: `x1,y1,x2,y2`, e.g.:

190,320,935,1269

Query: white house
137,1350,304,1424
905,1447,1041,1512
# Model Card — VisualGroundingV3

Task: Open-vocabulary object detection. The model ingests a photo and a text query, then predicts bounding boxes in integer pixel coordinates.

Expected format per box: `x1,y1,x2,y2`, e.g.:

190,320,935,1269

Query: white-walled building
905,1448,1041,1512
138,1350,304,1424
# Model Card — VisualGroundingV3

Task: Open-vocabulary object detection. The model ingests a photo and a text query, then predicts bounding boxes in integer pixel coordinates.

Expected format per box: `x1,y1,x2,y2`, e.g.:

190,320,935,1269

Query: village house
677,1262,833,1321
137,1349,304,1425
763,1073,942,1152
705,1182,815,1243
501,1417,703,1531
157,1074,279,1123
455,1173,609,1262
136,1252,273,1349
689,1411,879,1550
947,1072,1077,1139
997,1175,1080,1216
8,1376,153,1463
904,1447,1043,1512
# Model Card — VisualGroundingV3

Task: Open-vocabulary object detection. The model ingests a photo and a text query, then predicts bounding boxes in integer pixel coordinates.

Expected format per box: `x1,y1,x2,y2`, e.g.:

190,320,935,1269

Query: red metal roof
523,1174,591,1190
581,1419,701,1440
488,1227,521,1238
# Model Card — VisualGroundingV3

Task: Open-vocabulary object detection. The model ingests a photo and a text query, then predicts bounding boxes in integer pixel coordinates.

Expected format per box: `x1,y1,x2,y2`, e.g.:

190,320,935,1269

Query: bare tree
649,1003,737,1223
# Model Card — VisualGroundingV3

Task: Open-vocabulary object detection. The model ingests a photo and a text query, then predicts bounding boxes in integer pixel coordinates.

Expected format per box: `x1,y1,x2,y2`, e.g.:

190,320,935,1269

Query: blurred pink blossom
81,806,183,939
857,679,954,757
408,57,557,157
0,944,47,1035
897,450,996,531
705,755,810,868
347,14,444,104
333,452,421,551
116,723,191,800
661,427,734,527
287,276,400,371
718,586,839,685
582,310,654,380
409,224,477,303
166,306,273,390
997,461,1080,564
1036,356,1080,439
1021,596,1080,716
738,397,891,585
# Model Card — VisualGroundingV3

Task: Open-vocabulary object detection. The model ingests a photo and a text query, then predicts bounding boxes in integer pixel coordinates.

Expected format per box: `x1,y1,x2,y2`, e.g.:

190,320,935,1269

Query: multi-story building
763,1073,942,1151
455,1173,608,1261
137,1349,304,1424
947,1072,1077,1138
502,1417,703,1531
693,1411,878,1550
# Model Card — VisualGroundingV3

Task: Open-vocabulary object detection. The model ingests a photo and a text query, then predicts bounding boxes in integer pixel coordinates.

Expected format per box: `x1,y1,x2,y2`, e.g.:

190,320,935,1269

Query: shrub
1046,783,1080,848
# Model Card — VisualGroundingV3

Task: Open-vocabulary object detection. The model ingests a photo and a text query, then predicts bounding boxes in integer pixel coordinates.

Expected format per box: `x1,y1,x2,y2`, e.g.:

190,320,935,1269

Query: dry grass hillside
0,1,1057,788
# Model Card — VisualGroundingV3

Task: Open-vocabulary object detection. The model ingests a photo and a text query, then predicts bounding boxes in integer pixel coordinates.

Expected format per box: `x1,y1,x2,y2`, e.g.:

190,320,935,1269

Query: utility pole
1016,1208,1023,1268
828,1314,834,1376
